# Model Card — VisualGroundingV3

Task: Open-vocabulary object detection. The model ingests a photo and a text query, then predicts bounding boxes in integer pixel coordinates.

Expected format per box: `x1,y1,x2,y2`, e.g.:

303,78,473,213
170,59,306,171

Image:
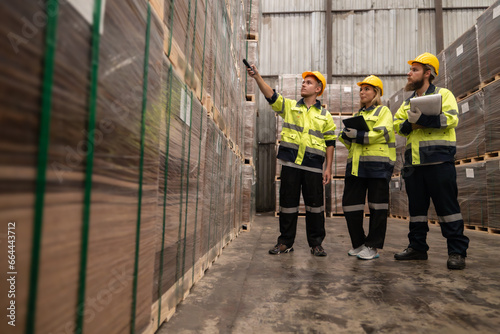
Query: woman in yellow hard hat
338,75,396,260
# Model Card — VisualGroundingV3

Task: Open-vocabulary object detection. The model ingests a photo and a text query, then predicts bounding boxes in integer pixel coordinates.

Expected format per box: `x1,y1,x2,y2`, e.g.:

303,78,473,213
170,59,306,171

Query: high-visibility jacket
267,91,337,172
339,105,396,179
394,84,458,166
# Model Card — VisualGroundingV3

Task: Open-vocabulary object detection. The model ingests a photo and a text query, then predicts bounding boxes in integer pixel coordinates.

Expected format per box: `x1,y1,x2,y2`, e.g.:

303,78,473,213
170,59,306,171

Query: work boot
447,253,466,270
394,247,428,260
311,245,327,257
269,243,293,255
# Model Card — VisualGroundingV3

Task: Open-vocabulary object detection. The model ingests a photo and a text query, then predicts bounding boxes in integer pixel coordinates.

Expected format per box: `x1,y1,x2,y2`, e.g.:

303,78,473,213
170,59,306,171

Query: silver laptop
409,94,442,115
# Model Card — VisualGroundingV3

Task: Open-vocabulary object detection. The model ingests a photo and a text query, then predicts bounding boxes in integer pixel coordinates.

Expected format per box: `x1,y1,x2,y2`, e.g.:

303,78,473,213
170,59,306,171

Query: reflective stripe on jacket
339,105,396,179
268,91,337,172
394,85,458,166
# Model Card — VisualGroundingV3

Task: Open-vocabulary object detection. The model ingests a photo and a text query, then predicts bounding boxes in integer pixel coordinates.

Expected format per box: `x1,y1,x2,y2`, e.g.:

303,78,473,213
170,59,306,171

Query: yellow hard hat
302,71,326,96
357,75,384,96
407,52,440,76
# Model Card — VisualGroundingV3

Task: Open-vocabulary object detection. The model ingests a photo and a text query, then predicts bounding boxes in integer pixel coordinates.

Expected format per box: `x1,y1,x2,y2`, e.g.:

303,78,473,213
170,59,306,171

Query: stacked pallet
0,1,258,333
387,0,500,232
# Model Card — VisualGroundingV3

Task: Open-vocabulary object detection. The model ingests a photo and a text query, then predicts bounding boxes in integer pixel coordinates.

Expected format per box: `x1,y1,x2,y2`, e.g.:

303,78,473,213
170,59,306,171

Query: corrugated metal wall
259,0,494,99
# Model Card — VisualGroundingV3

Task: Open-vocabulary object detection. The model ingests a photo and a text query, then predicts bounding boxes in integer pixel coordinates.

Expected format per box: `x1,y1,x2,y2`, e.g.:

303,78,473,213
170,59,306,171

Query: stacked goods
244,40,260,97
477,0,500,83
394,135,406,175
389,176,408,218
457,162,488,227
322,83,359,114
456,92,485,160
242,164,256,225
244,101,257,161
325,178,345,216
331,115,348,177
483,79,500,153
433,51,447,88
0,1,257,333
445,25,481,99
486,159,500,229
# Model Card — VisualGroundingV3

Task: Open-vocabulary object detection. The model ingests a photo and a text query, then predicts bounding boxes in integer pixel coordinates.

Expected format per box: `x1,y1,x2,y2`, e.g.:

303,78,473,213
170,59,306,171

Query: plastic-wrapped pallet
322,83,359,115
245,0,260,37
327,178,345,216
456,92,485,160
486,159,500,229
244,101,257,161
242,164,256,225
433,51,447,88
394,135,407,175
389,176,408,218
477,0,500,83
278,74,303,100
331,115,349,177
457,162,488,227
483,79,500,153
445,25,480,99
244,40,260,96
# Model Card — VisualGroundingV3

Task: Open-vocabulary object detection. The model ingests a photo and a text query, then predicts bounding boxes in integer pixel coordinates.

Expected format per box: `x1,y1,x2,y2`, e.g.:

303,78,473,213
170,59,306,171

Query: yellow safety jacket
394,84,458,166
267,91,337,172
339,105,396,179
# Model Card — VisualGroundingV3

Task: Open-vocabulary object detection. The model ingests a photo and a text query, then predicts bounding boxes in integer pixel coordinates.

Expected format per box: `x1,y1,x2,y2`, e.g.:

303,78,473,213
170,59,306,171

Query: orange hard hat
302,71,326,96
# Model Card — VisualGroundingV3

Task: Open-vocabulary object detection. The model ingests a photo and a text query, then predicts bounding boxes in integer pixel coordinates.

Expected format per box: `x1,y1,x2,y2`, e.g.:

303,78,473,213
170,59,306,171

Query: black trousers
403,162,469,256
278,165,325,248
342,176,389,249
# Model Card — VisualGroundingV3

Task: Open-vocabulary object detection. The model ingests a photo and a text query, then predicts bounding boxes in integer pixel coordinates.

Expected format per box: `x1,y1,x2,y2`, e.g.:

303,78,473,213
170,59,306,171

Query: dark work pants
403,162,469,256
278,165,325,248
342,176,389,249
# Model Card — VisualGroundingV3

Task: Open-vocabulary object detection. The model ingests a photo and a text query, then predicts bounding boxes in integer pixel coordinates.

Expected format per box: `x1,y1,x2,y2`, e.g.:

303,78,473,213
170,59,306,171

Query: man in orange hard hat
394,52,469,270
246,64,336,257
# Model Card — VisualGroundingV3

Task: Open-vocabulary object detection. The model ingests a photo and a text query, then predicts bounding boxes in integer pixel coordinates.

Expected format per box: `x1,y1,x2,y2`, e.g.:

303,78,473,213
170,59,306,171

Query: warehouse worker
393,52,469,269
246,64,336,256
339,75,395,260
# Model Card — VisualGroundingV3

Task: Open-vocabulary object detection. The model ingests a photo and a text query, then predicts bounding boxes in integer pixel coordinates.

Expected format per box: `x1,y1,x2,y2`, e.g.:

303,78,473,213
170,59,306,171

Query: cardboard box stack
0,1,259,333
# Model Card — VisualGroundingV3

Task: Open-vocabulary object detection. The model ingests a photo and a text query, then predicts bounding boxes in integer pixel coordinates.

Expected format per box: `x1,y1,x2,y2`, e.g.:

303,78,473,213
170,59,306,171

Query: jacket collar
358,104,377,113
297,98,322,110
406,84,437,102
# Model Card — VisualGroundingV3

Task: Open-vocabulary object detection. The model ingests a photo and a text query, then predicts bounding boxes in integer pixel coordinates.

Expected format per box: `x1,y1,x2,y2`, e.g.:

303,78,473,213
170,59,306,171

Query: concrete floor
158,213,500,334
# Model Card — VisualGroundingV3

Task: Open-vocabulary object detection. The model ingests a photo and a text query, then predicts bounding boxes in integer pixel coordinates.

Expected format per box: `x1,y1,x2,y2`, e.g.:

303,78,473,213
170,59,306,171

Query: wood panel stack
457,162,488,228
389,176,408,219
456,92,485,160
445,25,481,99
241,0,260,227
486,159,500,229
0,1,258,333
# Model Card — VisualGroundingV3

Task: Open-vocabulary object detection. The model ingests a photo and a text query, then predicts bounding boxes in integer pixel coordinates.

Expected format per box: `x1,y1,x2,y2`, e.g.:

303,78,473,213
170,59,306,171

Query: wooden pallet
479,73,500,89
465,225,489,232
245,94,255,102
456,86,481,102
455,151,500,165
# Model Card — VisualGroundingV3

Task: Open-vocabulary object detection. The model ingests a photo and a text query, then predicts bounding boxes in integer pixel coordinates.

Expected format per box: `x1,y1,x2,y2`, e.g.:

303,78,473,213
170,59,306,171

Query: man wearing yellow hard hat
246,63,336,257
394,52,469,269
339,75,395,260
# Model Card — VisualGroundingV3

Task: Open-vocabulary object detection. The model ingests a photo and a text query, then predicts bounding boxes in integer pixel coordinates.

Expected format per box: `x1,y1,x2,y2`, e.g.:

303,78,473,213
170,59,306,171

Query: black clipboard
342,115,370,131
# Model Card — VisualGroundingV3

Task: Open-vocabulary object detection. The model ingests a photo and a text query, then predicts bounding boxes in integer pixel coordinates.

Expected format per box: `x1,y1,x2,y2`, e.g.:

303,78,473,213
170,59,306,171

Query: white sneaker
348,245,367,256
357,247,379,260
